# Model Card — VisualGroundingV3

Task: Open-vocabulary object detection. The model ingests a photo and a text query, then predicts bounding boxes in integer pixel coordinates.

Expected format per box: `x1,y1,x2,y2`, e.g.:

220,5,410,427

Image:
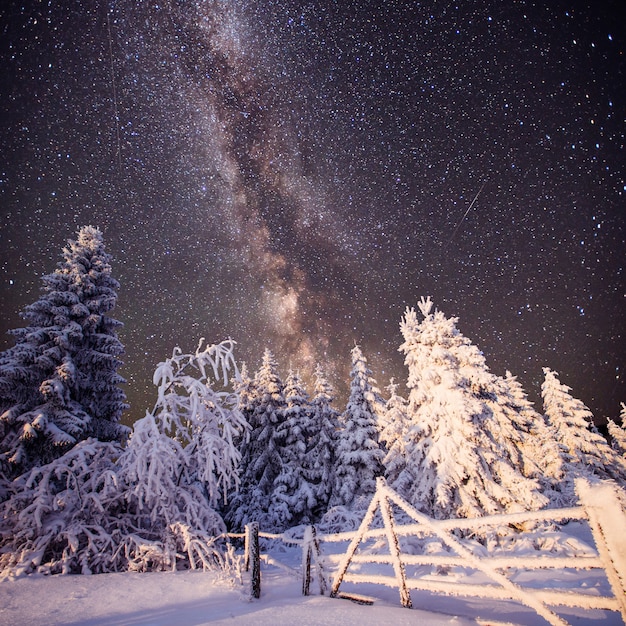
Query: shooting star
445,181,486,247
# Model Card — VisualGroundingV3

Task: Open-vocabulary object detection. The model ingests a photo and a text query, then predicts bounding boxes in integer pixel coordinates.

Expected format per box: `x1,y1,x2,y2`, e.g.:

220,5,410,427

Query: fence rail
227,477,626,626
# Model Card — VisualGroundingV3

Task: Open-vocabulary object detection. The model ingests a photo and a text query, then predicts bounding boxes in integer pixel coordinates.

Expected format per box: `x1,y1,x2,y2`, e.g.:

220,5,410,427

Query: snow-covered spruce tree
225,349,287,532
0,226,128,478
269,370,317,529
332,346,385,509
607,403,626,457
542,368,624,485
502,371,566,504
0,340,247,577
306,364,340,517
380,379,411,486
393,297,547,520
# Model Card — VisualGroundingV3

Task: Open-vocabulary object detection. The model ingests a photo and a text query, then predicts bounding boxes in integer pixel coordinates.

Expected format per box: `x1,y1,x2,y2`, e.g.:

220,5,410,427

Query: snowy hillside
1,549,623,626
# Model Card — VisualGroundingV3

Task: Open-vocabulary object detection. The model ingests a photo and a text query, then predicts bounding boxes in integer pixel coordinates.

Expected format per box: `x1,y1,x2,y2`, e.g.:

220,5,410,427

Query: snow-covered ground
0,567,478,626
1,539,623,626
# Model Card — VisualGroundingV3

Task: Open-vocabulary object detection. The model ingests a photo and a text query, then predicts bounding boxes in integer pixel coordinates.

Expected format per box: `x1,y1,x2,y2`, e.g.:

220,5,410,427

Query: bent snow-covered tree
393,297,547,519
116,339,248,569
0,226,128,478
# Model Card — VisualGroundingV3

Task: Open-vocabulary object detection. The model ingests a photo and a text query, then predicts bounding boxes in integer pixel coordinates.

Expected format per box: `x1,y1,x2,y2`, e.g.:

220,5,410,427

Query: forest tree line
0,226,625,577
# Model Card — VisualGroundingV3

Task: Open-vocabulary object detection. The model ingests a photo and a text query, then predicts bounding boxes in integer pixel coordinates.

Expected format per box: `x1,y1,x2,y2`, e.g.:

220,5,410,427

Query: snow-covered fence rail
321,477,626,626
223,478,626,625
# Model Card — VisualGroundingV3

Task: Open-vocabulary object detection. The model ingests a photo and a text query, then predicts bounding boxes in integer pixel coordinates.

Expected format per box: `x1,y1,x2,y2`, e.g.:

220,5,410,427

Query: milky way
1,0,624,424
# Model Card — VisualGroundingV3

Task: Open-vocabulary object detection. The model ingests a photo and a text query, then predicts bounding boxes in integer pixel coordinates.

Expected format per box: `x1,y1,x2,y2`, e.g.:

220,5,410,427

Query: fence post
379,481,412,608
245,522,261,599
302,526,313,596
244,525,250,571
577,479,626,622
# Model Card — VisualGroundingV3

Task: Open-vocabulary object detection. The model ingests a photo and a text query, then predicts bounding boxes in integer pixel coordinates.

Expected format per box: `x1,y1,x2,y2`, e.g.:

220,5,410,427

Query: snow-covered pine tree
332,345,385,508
502,371,566,504
542,368,624,485
225,348,287,531
0,226,129,478
269,370,317,530
307,364,340,517
380,379,411,486
393,297,547,520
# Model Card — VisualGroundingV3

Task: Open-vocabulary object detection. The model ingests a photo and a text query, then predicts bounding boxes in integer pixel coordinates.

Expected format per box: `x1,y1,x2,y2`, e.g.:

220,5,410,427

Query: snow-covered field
0,567,477,626
1,539,623,626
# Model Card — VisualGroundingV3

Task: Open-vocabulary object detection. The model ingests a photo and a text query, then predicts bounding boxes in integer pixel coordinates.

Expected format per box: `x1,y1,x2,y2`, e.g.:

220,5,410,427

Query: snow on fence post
302,525,326,597
378,478,412,608
245,522,261,599
330,481,382,599
244,525,251,572
576,479,626,622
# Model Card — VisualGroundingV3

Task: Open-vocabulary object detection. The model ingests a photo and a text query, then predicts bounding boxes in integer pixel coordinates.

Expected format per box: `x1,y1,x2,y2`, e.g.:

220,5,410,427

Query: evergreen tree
542,368,623,484
0,226,128,477
502,371,566,503
393,297,547,519
232,362,255,448
225,349,287,531
332,345,385,508
269,370,317,529
307,364,340,516
380,379,410,486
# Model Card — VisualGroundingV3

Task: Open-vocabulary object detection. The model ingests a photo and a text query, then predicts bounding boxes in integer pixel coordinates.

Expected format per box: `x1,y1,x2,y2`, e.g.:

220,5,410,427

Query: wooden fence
231,477,626,626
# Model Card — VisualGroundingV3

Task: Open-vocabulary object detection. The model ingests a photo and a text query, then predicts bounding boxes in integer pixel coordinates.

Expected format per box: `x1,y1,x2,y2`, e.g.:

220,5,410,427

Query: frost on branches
0,340,247,577
392,299,548,520
0,226,129,479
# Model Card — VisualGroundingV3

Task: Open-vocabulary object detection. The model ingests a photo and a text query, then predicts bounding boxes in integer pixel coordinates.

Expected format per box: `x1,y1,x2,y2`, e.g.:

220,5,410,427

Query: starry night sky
1,0,624,426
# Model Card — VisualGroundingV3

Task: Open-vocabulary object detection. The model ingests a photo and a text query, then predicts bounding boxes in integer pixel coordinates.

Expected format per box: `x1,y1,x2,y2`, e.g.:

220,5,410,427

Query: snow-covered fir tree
225,349,287,531
0,226,128,478
269,370,317,529
542,368,624,484
332,345,385,508
307,364,340,516
393,297,547,520
380,379,411,486
502,371,566,504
